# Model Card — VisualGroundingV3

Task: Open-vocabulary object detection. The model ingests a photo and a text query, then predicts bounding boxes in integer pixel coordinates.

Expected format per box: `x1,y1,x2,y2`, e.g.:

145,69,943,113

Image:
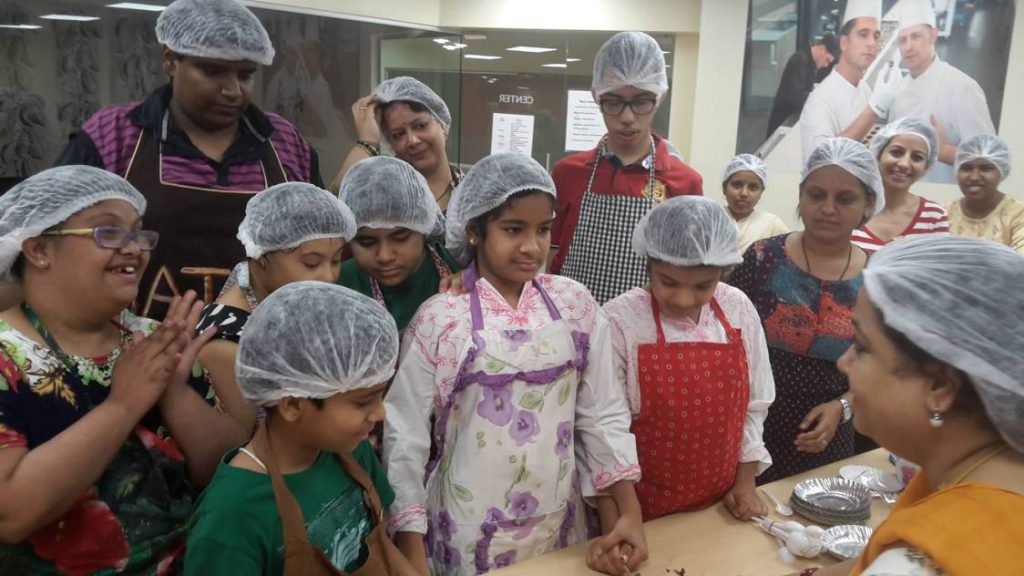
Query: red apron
631,295,751,520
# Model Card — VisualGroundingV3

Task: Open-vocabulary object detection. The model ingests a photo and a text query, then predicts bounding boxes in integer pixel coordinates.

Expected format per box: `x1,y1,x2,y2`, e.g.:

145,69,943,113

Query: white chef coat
890,56,995,184
799,68,873,164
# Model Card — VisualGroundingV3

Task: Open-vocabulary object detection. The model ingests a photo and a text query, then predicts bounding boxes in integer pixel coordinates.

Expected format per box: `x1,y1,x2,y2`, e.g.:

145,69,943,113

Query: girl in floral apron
603,197,776,522
384,154,646,576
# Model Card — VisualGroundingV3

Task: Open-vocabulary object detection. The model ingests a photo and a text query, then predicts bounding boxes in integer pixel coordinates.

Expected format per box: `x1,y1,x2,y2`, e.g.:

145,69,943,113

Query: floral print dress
383,272,639,575
0,311,215,576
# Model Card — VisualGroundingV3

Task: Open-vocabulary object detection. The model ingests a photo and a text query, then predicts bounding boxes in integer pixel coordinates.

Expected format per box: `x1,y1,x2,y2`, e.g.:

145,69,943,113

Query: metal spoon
760,488,793,516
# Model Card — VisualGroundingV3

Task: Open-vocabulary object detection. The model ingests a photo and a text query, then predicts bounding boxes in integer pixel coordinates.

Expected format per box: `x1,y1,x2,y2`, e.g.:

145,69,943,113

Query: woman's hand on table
795,401,843,453
586,511,648,575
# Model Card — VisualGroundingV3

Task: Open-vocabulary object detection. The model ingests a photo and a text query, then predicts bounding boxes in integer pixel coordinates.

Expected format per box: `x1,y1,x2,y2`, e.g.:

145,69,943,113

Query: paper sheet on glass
490,113,535,156
565,90,606,152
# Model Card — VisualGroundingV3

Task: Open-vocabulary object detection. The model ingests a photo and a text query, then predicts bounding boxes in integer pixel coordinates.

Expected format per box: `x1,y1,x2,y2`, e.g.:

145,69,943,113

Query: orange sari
851,471,1024,575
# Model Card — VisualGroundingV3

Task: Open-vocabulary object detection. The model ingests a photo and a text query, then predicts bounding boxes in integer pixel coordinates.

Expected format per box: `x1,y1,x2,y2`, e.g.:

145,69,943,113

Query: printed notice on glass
565,90,606,152
490,113,535,155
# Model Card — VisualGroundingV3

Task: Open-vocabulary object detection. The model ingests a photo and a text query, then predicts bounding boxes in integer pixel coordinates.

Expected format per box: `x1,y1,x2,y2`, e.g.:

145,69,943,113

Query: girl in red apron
603,196,776,521
383,154,646,576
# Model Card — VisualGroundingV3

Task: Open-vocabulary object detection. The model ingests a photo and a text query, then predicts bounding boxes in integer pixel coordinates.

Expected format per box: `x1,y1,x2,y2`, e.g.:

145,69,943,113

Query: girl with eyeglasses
0,165,246,574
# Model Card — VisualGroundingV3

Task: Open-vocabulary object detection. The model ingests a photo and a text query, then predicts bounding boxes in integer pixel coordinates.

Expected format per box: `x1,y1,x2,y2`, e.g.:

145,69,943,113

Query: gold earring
468,237,477,246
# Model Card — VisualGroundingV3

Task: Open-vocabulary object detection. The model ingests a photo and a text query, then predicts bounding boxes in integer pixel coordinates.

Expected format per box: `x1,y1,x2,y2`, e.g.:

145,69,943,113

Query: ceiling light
40,14,100,21
0,23,42,29
432,38,450,44
464,33,487,41
106,2,167,11
565,58,581,62
507,46,557,53
541,63,567,68
465,54,502,60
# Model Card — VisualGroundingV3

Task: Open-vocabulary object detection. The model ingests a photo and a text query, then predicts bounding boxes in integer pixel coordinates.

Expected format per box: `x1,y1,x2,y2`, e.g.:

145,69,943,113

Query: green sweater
339,242,461,331
185,441,394,575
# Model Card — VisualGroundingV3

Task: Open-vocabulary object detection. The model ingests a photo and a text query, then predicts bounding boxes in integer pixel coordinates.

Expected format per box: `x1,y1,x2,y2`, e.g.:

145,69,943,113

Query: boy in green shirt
338,156,460,333
185,282,411,575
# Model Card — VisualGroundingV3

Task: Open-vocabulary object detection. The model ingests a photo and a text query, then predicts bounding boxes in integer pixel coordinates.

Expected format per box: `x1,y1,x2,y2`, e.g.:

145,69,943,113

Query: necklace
800,233,853,282
20,303,129,372
948,443,1007,486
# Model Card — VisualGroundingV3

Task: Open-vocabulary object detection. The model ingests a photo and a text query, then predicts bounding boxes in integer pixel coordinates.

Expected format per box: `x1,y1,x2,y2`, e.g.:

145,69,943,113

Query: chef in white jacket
799,0,901,164
890,0,996,183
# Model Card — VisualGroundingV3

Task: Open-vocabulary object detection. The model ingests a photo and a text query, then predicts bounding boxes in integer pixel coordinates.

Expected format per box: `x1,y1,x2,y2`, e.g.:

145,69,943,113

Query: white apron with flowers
423,269,589,575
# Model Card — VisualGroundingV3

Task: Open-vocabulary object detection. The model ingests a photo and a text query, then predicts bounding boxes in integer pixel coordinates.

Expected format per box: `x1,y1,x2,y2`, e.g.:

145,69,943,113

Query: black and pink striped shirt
55,85,323,189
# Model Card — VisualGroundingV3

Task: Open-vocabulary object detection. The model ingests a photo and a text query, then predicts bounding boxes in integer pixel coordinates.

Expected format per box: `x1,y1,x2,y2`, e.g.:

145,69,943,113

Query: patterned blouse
0,311,214,575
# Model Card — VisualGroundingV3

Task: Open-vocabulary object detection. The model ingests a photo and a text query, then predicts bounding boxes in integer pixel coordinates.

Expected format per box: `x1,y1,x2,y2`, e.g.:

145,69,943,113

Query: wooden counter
495,449,893,576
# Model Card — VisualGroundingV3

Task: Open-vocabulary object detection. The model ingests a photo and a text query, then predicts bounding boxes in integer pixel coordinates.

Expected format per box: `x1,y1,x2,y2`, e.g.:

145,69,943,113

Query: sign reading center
499,94,534,105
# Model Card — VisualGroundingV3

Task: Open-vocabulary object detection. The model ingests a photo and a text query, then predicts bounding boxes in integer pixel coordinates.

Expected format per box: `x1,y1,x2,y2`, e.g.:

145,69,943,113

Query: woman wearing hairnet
187,282,420,575
729,137,879,483
851,117,950,253
945,134,1024,253
720,154,789,253
195,182,357,434
338,156,461,332
603,197,775,521
332,77,461,213
809,236,1024,576
550,31,703,305
55,0,325,320
0,166,246,573
384,154,644,576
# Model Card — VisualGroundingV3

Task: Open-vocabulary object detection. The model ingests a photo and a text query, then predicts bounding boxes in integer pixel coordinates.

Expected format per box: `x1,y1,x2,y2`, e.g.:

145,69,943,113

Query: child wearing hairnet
720,154,789,253
550,31,703,305
946,134,1024,253
186,282,419,575
383,154,645,576
338,156,461,332
603,196,775,522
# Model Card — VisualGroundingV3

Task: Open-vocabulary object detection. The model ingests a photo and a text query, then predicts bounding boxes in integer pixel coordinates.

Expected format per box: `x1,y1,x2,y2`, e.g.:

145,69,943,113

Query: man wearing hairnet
888,0,995,183
551,31,703,305
55,0,325,319
799,0,898,164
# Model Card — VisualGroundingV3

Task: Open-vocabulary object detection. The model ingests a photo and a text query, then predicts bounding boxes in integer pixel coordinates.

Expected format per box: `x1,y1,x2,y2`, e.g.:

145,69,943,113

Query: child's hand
723,483,769,520
437,271,467,295
586,512,647,575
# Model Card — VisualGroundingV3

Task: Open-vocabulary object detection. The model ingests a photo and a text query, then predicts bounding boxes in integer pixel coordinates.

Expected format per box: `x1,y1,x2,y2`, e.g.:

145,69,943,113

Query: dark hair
880,310,996,430
466,190,554,244
309,398,325,409
11,254,25,280
839,19,857,38
818,33,840,60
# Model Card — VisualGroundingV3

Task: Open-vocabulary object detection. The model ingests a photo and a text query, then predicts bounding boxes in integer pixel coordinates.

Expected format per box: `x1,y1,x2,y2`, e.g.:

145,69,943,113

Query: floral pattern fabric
0,311,214,576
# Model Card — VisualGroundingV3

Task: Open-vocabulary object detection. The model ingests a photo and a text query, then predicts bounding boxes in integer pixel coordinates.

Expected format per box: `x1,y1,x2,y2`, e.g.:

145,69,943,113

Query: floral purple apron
423,266,589,575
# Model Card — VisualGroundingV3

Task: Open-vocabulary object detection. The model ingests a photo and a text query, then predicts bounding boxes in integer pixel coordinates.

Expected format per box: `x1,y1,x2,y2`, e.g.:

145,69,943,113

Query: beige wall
249,0,441,28
437,0,700,33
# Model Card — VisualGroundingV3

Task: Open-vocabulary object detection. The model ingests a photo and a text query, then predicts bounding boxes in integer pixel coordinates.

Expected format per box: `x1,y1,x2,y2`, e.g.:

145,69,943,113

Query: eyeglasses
43,227,160,250
598,97,657,116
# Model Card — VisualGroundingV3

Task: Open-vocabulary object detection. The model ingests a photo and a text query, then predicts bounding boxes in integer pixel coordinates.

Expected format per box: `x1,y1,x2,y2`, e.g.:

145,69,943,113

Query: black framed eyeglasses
598,97,658,116
43,227,160,250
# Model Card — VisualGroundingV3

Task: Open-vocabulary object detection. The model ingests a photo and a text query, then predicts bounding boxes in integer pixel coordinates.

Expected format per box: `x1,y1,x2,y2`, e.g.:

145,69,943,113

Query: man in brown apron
55,0,325,319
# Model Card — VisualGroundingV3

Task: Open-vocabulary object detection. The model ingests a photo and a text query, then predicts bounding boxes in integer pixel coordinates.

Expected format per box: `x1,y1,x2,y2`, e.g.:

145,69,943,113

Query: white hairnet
445,154,556,266
803,137,885,218
0,166,146,283
864,235,1024,453
871,116,938,168
237,182,357,259
955,134,1012,181
374,76,452,132
592,31,669,96
156,0,274,66
236,281,399,405
339,156,445,239
632,196,742,268
722,154,768,187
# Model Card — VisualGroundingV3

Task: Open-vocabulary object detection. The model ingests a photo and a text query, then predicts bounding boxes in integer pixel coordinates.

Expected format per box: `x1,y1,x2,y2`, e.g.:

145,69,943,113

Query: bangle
356,140,380,156
799,569,820,576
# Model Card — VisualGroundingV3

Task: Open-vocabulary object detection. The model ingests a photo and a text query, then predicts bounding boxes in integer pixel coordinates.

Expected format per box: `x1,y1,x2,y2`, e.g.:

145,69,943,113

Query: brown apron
124,123,288,318
255,426,419,576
